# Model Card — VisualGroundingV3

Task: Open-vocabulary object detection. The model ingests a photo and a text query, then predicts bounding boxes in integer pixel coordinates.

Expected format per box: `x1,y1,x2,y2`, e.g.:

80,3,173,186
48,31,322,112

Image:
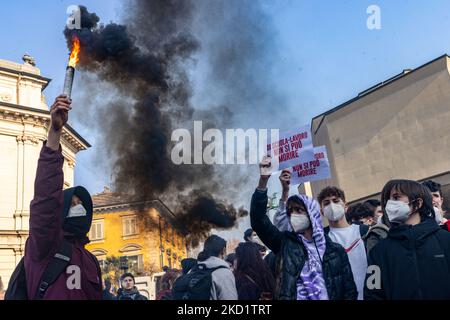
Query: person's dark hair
160,269,181,291
104,278,112,290
234,242,275,296
225,253,236,266
255,243,267,253
317,186,346,205
381,179,435,223
197,235,227,261
364,199,381,208
120,272,135,284
347,202,374,222
243,228,253,242
363,199,381,216
421,180,442,197
286,195,307,216
181,258,197,275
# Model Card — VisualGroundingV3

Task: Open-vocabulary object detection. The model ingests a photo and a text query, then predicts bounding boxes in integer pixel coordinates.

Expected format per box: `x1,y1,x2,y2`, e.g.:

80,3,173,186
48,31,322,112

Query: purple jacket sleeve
27,142,64,261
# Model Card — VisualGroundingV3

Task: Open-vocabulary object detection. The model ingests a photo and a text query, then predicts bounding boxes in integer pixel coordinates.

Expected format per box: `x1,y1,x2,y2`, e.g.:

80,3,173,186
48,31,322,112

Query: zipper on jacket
410,227,423,299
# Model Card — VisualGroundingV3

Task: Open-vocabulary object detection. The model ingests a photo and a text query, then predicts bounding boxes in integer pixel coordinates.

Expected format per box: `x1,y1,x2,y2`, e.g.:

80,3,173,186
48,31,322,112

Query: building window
171,228,175,245
165,222,170,242
98,259,105,269
178,234,183,249
123,254,144,274
90,220,104,240
123,216,138,236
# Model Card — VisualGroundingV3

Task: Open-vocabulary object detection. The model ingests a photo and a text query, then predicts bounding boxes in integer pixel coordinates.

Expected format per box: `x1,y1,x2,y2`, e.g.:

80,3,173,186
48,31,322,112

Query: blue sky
3,1,450,241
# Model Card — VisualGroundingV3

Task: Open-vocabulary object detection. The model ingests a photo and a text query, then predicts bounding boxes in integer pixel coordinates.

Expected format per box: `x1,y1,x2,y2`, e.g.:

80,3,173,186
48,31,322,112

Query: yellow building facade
87,189,188,278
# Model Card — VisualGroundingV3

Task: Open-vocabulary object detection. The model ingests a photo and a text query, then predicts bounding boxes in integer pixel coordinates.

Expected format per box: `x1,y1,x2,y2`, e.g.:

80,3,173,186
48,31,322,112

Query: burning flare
63,37,80,98
68,37,80,68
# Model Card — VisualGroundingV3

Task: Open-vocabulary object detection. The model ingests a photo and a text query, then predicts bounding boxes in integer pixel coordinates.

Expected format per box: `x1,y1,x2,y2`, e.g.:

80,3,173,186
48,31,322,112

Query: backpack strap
209,265,228,272
87,251,102,287
35,239,73,300
196,264,228,273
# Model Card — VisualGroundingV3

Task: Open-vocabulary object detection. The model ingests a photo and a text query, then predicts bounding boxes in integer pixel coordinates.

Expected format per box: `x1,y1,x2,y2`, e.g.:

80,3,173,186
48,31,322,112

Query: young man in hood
364,179,450,299
251,156,357,300
117,273,148,300
24,94,102,300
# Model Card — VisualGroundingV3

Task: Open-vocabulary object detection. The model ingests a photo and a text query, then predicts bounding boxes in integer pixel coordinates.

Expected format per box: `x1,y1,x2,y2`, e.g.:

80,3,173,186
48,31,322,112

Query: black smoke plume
64,2,251,247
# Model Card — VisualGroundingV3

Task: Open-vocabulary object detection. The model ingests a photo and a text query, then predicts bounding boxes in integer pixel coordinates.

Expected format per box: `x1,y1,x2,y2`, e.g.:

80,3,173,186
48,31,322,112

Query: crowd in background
3,95,450,300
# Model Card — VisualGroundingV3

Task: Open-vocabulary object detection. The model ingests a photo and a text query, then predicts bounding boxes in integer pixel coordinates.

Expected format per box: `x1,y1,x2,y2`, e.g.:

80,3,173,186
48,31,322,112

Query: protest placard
266,125,314,171
290,145,331,185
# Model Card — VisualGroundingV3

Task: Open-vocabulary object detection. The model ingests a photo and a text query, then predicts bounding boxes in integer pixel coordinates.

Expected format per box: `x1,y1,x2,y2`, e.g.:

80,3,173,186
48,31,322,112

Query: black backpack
172,264,227,300
5,240,73,300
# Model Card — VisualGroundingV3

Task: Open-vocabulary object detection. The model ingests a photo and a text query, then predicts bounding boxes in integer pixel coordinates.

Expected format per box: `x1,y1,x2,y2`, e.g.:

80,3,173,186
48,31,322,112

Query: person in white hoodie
197,235,238,300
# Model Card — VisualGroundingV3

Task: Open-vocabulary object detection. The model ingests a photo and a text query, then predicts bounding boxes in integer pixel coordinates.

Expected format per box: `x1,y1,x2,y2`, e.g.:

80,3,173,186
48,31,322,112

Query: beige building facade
0,56,89,289
310,54,450,210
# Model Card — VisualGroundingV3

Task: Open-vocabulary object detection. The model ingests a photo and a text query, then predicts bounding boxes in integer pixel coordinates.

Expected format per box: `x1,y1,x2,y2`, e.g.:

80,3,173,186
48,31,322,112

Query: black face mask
62,186,93,239
63,215,91,238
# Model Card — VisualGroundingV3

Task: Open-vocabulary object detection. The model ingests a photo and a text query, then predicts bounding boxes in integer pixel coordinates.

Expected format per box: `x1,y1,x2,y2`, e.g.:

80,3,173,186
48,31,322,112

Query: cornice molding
0,102,90,151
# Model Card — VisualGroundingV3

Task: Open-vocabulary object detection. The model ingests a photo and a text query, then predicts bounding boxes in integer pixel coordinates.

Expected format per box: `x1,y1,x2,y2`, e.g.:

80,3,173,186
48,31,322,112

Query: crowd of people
4,95,450,300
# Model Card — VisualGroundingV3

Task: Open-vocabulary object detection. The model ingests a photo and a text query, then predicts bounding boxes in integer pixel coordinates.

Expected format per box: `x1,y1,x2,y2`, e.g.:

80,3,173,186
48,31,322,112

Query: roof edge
312,54,450,124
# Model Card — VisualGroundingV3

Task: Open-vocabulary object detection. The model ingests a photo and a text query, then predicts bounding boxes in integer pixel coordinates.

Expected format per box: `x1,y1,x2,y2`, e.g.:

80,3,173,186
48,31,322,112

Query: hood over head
62,186,93,239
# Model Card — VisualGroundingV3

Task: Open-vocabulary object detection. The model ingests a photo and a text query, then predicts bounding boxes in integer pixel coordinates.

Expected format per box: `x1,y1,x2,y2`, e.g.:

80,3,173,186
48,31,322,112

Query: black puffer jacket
364,218,450,300
250,189,357,300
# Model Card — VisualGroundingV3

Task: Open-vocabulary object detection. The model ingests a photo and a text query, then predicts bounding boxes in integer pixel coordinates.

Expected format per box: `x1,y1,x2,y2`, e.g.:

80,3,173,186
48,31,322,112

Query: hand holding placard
258,155,273,190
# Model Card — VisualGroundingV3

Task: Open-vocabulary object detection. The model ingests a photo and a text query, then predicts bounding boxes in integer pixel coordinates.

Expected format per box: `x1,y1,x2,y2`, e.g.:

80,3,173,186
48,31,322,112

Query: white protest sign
266,125,314,172
290,145,331,185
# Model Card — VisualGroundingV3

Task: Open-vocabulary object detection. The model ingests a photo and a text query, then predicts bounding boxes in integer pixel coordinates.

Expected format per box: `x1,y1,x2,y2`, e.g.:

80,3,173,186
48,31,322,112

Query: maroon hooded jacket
24,143,102,300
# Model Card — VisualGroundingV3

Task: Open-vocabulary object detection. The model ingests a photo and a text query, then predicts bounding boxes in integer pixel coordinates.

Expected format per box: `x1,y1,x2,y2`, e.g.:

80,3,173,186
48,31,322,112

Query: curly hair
346,202,374,222
317,186,346,205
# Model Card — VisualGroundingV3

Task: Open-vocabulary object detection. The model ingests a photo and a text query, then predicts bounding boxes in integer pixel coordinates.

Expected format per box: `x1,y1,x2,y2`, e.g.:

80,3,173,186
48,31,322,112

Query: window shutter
138,254,144,272
132,217,137,234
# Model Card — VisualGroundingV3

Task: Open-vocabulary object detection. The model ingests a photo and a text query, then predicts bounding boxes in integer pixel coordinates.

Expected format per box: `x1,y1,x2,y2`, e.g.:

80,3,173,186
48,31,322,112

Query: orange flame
68,37,80,68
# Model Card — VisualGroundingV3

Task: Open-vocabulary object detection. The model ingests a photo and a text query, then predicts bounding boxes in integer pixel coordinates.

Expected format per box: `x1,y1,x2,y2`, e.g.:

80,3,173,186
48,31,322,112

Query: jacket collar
388,218,440,246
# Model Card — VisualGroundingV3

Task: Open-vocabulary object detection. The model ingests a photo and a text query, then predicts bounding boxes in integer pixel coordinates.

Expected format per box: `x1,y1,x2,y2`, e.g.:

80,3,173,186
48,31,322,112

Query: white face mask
377,214,383,225
323,202,345,222
434,207,443,224
385,200,411,223
290,213,311,233
67,203,87,218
